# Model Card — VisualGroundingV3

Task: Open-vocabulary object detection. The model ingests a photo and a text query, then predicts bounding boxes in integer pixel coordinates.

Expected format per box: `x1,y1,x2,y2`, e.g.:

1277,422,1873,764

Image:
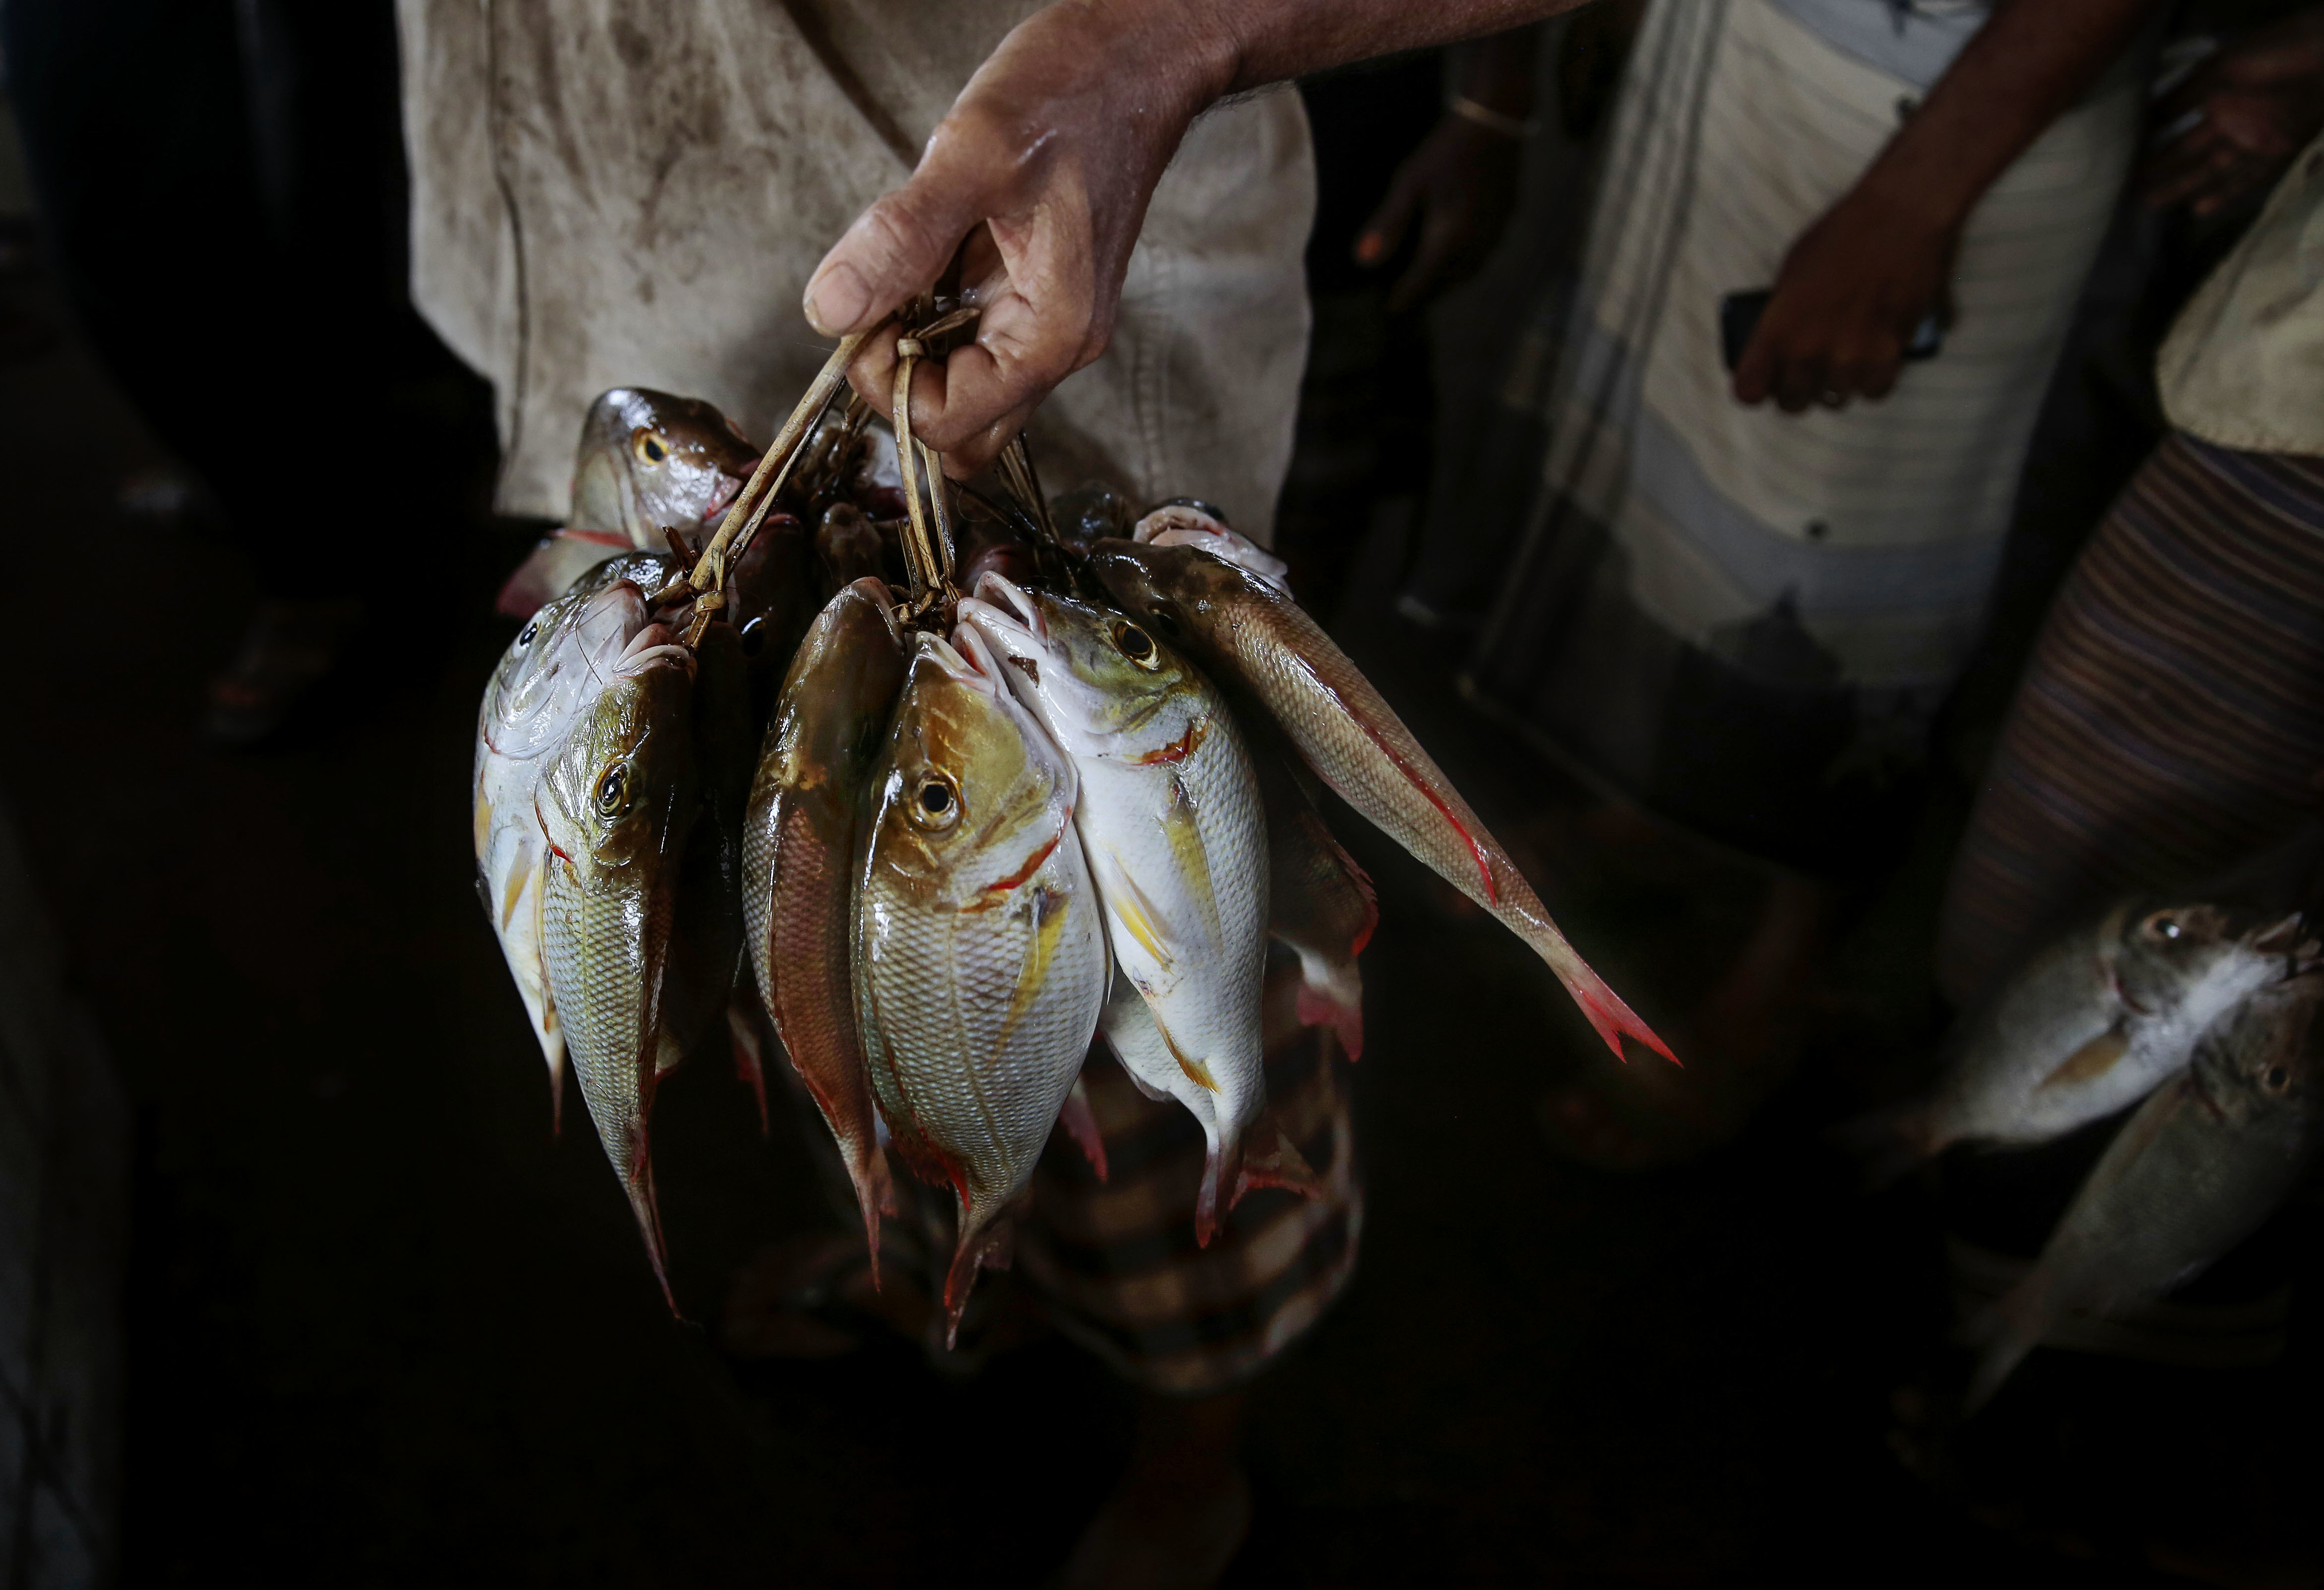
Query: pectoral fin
2037,1028,2129,1091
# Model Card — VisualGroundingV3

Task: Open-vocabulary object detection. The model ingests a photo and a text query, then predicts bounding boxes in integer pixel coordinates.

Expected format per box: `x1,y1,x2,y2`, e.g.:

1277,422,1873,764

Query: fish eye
1111,621,1162,669
2267,1065,2292,1092
2149,914,2183,942
739,616,766,656
595,763,633,819
632,428,669,466
907,771,961,832
517,620,539,647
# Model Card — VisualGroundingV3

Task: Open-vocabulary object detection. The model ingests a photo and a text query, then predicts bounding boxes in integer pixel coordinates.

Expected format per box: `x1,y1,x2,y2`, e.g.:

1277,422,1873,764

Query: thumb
805,166,984,338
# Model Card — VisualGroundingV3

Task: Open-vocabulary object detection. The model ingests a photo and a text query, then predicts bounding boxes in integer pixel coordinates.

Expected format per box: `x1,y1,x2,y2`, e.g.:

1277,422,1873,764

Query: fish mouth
925,630,1003,700
699,466,754,525
2250,911,2311,958
614,616,693,679
965,573,1048,642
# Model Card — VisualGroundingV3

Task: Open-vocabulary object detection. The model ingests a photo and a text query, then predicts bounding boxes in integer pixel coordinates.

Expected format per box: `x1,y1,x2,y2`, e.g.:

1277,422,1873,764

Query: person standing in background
1456,0,2167,1165
1939,8,2324,1008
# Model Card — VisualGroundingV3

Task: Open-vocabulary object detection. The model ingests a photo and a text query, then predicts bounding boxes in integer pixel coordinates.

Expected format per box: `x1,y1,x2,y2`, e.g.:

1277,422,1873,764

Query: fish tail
622,1135,679,1318
856,1158,885,1294
1057,1077,1110,1182
1231,1110,1324,1208
1292,954,1365,1061
1964,1271,2052,1414
548,1049,565,1141
1195,1124,1233,1248
725,1002,771,1138
941,1211,1013,1349
1558,960,1678,1066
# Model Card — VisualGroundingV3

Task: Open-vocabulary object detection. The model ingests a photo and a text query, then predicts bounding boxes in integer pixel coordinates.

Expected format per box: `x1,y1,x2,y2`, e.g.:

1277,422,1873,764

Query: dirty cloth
1936,431,2324,1008
1463,0,2141,874
392,0,1314,539
2159,131,2324,460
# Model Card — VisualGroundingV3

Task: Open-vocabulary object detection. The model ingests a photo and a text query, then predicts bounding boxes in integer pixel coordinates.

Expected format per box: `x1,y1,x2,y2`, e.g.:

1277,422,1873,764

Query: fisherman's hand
2142,11,2324,218
1732,186,1957,414
1355,114,1526,313
803,1,1225,475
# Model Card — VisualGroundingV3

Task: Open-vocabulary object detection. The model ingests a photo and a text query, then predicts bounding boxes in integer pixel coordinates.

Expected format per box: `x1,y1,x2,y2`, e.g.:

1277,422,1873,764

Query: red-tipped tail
1563,966,1678,1066
725,1003,771,1138
1232,1112,1325,1208
1057,1078,1109,1182
941,1214,1013,1349
1294,980,1365,1062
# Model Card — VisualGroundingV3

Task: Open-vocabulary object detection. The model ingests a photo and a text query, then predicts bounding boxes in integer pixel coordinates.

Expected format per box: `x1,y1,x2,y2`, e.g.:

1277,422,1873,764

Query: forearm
1161,0,1582,105
1849,0,2159,232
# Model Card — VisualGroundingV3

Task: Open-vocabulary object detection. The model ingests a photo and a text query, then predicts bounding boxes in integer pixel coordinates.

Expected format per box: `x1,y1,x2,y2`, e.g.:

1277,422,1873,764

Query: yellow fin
2038,1028,2129,1090
1102,853,1176,972
1161,774,1222,941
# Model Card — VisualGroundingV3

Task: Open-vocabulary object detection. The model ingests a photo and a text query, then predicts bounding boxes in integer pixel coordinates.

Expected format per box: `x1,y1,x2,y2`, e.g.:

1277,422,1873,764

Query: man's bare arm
803,0,1587,471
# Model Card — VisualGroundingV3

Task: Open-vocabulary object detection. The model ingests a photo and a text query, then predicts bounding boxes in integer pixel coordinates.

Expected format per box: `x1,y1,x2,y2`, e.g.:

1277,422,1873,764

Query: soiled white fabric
2159,132,2324,460
394,0,1315,538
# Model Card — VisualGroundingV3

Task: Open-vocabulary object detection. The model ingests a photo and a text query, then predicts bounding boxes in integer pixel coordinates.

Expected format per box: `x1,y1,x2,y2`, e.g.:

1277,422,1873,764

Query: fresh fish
570,387,761,550
1968,970,2324,1408
473,562,670,1127
958,577,1271,1240
497,387,756,618
855,631,1110,1337
1087,539,1671,1066
741,578,907,1267
1845,902,2307,1178
1132,502,1289,592
538,619,699,1306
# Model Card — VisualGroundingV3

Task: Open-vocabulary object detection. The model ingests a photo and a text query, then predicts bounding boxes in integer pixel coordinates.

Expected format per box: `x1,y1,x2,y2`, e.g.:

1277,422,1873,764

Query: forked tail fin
941,1213,1014,1350
1232,1111,1325,1207
1057,1078,1109,1182
1560,963,1678,1066
725,1002,771,1137
622,1135,678,1318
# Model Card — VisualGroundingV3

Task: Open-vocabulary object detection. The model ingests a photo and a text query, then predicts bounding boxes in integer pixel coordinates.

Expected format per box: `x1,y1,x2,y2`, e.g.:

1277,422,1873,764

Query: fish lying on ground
960,577,1272,1240
742,578,907,1268
1967,969,2324,1409
1087,539,1671,1066
498,388,761,617
1843,902,2307,1180
537,614,700,1306
474,561,673,1127
855,631,1110,1337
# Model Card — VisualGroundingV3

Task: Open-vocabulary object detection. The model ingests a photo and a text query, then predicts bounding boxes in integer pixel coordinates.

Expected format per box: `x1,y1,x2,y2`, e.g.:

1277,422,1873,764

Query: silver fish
473,562,669,1128
571,387,760,550
1968,969,2324,1408
1847,902,2306,1179
855,631,1110,1337
1087,539,1671,1066
742,578,907,1266
538,618,699,1305
959,577,1271,1239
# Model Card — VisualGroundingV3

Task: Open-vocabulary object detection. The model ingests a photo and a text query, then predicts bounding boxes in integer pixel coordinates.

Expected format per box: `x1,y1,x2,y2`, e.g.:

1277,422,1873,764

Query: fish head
2198,969,2324,1111
1132,503,1290,591
957,574,1205,759
536,622,698,889
1083,537,1269,666
2111,902,2299,1023
481,576,659,767
866,630,1076,910
571,387,761,549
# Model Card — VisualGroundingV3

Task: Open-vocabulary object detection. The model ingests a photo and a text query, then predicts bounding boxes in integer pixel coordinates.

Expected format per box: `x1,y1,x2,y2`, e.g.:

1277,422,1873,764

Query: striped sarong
1937,432,2324,1007
797,956,1360,1397
1464,0,2143,874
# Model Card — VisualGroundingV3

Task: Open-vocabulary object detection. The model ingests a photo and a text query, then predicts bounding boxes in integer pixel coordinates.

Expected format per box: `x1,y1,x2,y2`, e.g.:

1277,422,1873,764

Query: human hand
1354,114,1525,312
801,1,1222,475
2141,12,2324,218
1731,186,1958,413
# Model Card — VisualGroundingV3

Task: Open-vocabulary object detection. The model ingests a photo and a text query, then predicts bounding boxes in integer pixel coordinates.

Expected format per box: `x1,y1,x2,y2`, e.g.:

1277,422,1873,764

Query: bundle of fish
473,345,1671,1337
1842,901,2323,1407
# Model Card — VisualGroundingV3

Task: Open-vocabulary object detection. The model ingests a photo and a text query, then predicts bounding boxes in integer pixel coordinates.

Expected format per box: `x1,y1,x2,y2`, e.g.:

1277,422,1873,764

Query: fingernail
1353,233,1383,265
804,264,869,337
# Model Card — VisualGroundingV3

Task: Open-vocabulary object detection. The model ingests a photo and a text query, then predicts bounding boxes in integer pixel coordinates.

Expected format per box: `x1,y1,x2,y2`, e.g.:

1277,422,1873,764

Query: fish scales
958,578,1271,1239
742,579,908,1268
855,633,1108,1335
1087,539,1670,1066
